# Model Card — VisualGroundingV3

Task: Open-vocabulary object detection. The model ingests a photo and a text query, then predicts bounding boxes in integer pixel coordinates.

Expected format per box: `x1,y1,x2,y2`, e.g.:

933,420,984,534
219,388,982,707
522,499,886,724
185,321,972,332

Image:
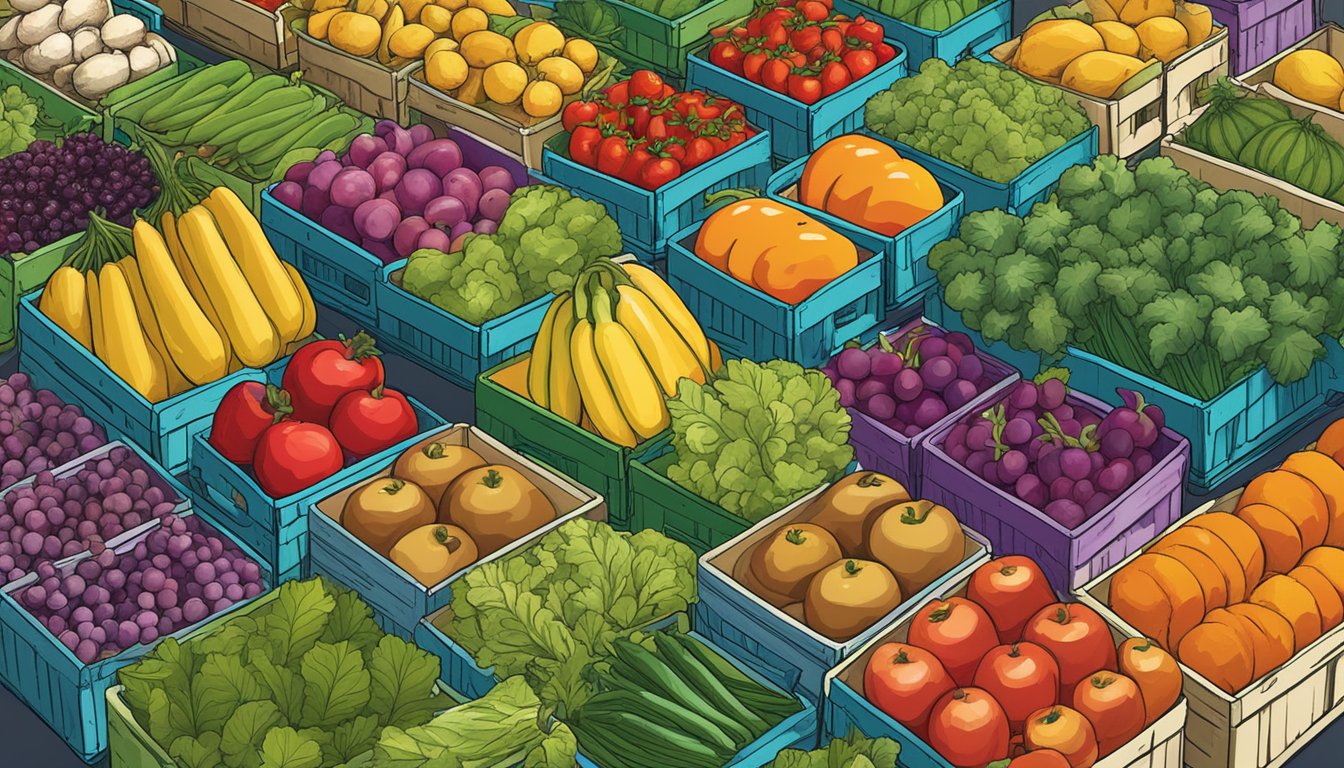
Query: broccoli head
401,240,524,326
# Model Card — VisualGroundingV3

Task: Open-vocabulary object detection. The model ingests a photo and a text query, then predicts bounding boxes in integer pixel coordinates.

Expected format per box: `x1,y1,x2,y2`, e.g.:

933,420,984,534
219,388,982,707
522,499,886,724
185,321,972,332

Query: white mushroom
52,62,76,91
17,4,62,47
0,16,21,50
98,13,144,50
70,26,100,62
23,30,71,74
11,0,53,12
72,50,129,98
59,0,109,33
127,43,158,82
144,32,174,64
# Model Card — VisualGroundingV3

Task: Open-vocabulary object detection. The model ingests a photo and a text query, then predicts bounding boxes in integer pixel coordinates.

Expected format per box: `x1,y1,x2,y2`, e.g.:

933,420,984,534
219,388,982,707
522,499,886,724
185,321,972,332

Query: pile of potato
0,0,176,100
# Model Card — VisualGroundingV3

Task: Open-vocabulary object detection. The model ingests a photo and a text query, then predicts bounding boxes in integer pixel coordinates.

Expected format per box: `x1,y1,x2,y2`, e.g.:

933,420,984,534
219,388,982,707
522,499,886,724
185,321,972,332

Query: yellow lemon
537,56,583,95
563,38,598,74
513,21,565,65
451,7,488,40
425,50,469,91
522,79,563,118
484,61,528,104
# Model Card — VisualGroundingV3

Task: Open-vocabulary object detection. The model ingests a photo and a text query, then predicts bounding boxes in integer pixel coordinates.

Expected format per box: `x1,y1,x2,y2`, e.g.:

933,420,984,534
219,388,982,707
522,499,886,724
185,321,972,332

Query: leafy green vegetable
664,359,854,521
0,86,39,158
865,58,1091,183
372,676,577,768
445,517,696,718
930,155,1344,399
769,730,901,768
119,579,446,768
401,184,623,325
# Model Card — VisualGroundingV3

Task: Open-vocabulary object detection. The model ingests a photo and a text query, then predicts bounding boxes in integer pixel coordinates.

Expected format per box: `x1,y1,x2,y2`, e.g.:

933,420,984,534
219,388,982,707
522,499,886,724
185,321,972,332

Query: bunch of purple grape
0,134,158,256
823,328,1004,438
0,373,107,489
0,446,183,586
18,514,265,664
942,377,1166,528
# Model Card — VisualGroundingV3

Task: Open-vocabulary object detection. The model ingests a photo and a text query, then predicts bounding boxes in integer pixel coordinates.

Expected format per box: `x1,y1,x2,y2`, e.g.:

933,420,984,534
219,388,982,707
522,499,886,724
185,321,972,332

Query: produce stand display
1,1,1344,766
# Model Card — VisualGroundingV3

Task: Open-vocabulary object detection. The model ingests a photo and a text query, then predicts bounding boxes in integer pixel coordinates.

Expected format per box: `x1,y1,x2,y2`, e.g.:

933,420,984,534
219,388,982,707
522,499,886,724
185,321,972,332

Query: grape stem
1038,412,1098,452
981,403,1009,461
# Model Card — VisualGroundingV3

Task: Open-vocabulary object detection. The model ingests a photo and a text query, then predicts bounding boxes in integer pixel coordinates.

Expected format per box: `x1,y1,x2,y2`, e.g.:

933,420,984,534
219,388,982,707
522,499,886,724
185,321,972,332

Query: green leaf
170,733,224,768
143,687,181,749
198,651,264,710
326,714,384,764
321,587,384,657
250,650,306,726
1210,306,1271,365
265,579,335,667
220,700,282,768
260,727,323,768
369,634,442,729
300,641,371,729
1264,326,1322,384
524,721,577,767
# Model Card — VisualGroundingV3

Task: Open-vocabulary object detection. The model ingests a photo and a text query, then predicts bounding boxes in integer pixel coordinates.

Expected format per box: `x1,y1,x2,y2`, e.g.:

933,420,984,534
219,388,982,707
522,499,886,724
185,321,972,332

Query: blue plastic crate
685,41,907,163
112,0,163,32
832,0,1010,65
307,424,604,638
0,497,271,762
17,294,266,476
697,483,992,704
928,299,1344,492
187,360,449,582
541,129,772,264
665,218,884,367
765,145,965,312
876,126,1098,216
375,263,553,390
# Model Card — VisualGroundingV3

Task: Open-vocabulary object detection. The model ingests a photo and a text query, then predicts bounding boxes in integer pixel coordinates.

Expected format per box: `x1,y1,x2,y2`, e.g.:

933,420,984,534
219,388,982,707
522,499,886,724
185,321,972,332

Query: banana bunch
528,260,721,448
39,187,317,403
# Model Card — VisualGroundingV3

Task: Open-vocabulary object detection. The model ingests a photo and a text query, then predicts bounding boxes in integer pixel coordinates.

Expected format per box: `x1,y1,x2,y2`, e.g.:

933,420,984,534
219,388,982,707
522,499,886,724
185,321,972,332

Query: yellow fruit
435,0,465,8
514,21,565,65
425,50,468,90
1016,20,1105,80
460,30,515,68
378,5,405,65
1274,50,1344,108
424,37,458,60
1062,50,1150,97
522,79,563,118
402,0,430,22
1121,0,1176,24
421,6,452,34
328,12,381,57
451,7,488,40
1093,21,1141,57
1084,0,1121,22
537,55,583,95
314,0,351,10
308,8,341,39
1175,2,1213,47
564,38,598,74
354,0,389,20
484,61,528,104
457,68,486,104
1136,16,1189,62
468,0,514,14
390,23,435,58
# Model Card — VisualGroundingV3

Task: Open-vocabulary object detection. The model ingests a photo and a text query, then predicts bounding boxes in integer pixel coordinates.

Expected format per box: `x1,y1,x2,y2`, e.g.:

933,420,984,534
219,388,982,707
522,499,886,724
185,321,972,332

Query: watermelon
915,0,968,30
1187,79,1292,161
1238,117,1338,199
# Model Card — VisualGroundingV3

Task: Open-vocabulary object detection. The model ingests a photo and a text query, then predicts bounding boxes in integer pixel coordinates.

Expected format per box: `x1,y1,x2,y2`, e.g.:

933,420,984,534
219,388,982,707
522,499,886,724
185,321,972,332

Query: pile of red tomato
560,70,756,190
706,0,898,104
864,556,1183,768
208,332,420,498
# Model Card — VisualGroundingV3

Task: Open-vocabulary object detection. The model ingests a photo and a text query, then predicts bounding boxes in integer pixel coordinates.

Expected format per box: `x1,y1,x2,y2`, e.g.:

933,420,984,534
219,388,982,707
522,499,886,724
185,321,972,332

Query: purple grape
1100,429,1133,460
965,423,992,451
966,450,990,476
912,397,948,429
944,332,974,354
1044,499,1086,528
956,355,984,382
1049,476,1075,502
1039,379,1067,410
835,348,870,380
1009,382,1038,411
892,369,924,402
945,423,969,451
834,379,856,408
1097,459,1135,494
1002,418,1032,447
917,336,948,359
1084,493,1112,516
855,380,887,402
866,395,897,422
1133,450,1154,476
870,351,904,378
980,460,1000,486
921,356,957,391
998,450,1027,484
1072,479,1096,504
944,380,978,410
1059,448,1091,481
1016,474,1049,508
947,442,970,463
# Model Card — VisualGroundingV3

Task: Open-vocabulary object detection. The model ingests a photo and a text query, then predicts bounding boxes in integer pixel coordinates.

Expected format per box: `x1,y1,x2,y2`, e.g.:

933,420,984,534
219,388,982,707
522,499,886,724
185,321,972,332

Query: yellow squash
527,293,562,409
134,220,229,386
590,286,667,440
98,262,168,402
117,255,192,397
201,188,306,343
39,266,91,350
546,294,581,425
86,269,103,358
570,313,637,447
614,283,705,397
163,211,234,367
281,261,318,341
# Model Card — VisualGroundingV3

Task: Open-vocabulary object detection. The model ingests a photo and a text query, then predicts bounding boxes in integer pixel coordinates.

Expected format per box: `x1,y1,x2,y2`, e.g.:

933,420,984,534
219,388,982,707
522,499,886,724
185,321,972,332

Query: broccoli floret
497,185,623,300
401,241,524,326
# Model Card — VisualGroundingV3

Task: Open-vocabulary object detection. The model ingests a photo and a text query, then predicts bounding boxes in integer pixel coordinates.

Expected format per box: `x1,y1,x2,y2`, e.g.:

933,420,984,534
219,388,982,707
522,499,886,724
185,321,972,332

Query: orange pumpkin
1226,602,1295,676
1178,620,1255,693
1280,450,1344,547
1151,526,1247,603
1290,565,1344,631
799,135,945,236
1109,552,1205,651
1300,547,1344,603
1250,574,1322,651
1186,512,1266,588
1314,417,1344,464
693,196,859,304
1237,503,1304,576
1237,470,1329,551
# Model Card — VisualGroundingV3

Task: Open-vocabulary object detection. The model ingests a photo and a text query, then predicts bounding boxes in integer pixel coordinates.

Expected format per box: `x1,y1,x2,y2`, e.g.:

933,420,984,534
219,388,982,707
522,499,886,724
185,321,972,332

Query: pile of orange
1110,417,1344,693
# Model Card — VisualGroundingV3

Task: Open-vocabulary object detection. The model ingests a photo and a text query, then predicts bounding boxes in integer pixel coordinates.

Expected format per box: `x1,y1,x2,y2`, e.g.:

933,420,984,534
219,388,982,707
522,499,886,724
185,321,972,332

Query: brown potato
341,478,437,556
868,500,966,596
389,524,478,586
394,442,486,505
805,472,911,554
748,523,842,603
804,558,903,640
442,464,556,554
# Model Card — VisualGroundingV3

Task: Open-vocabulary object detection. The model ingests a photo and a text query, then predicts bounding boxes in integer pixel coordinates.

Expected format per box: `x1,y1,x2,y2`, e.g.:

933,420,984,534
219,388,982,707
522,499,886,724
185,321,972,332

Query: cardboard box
183,0,299,70
1237,23,1344,136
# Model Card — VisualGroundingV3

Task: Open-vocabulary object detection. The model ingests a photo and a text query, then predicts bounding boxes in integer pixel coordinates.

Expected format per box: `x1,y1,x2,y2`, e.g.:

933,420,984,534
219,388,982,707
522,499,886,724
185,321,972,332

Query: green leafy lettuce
118,578,447,768
665,359,854,521
769,730,901,768
372,676,576,768
0,86,39,159
444,517,696,718
400,184,623,325
930,155,1344,400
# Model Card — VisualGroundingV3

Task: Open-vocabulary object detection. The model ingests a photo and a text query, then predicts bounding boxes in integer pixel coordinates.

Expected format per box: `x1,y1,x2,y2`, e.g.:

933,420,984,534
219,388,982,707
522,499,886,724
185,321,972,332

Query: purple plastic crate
844,317,1019,496
918,388,1191,594
1208,0,1317,74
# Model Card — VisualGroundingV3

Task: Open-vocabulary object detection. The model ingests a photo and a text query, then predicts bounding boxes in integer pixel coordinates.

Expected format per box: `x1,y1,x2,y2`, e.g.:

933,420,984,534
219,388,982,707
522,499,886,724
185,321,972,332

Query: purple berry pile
0,372,107,489
17,514,264,664
942,375,1167,528
824,327,1005,438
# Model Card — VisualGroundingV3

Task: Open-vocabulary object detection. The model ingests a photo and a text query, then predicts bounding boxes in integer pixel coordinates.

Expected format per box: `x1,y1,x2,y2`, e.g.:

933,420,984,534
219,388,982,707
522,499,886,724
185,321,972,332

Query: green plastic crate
475,354,665,531
628,433,758,555
0,62,100,153
0,235,78,353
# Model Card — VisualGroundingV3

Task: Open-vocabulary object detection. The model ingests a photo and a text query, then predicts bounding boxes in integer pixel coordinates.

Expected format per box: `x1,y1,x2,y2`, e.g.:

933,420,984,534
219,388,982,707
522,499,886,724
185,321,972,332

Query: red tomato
645,114,671,144
820,60,850,95
628,70,664,101
762,57,791,93
329,386,419,458
638,157,682,190
1024,604,1119,700
790,25,822,53
603,80,629,106
968,556,1057,643
786,74,822,104
973,643,1061,731
821,27,844,54
281,333,384,426
622,141,653,185
561,101,598,133
908,597,999,685
663,139,687,165
709,40,744,74
1010,749,1074,768
743,50,770,83
569,126,602,168
208,381,292,465
596,135,631,177
624,102,651,136
864,643,955,740
928,688,1010,768
253,422,343,498
848,18,884,47
684,137,714,169
797,0,829,21
874,41,897,65
843,48,878,80
1071,671,1145,757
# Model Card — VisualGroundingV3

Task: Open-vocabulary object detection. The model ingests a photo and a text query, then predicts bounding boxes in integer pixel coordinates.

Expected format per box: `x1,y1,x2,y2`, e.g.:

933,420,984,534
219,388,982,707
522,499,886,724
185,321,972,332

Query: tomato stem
423,442,447,460
785,528,807,545
899,501,933,525
843,559,862,576
480,469,504,489
1008,643,1021,658
927,604,951,623
856,472,884,488
1092,674,1115,689
383,479,405,494
1039,708,1062,725
339,331,382,362
893,649,910,664
264,384,293,424
1054,606,1069,624
1000,564,1018,577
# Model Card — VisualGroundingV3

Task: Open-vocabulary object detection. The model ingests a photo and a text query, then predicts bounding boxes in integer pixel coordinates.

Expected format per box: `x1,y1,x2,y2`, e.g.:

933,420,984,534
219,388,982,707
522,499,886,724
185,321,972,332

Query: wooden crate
183,0,299,70
1076,490,1344,768
1166,25,1231,127
1236,23,1344,136
291,19,411,122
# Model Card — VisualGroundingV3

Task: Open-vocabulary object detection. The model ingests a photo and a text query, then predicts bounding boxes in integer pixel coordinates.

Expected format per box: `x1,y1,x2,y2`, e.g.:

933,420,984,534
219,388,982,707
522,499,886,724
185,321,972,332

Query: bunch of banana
39,187,317,403
528,260,722,448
